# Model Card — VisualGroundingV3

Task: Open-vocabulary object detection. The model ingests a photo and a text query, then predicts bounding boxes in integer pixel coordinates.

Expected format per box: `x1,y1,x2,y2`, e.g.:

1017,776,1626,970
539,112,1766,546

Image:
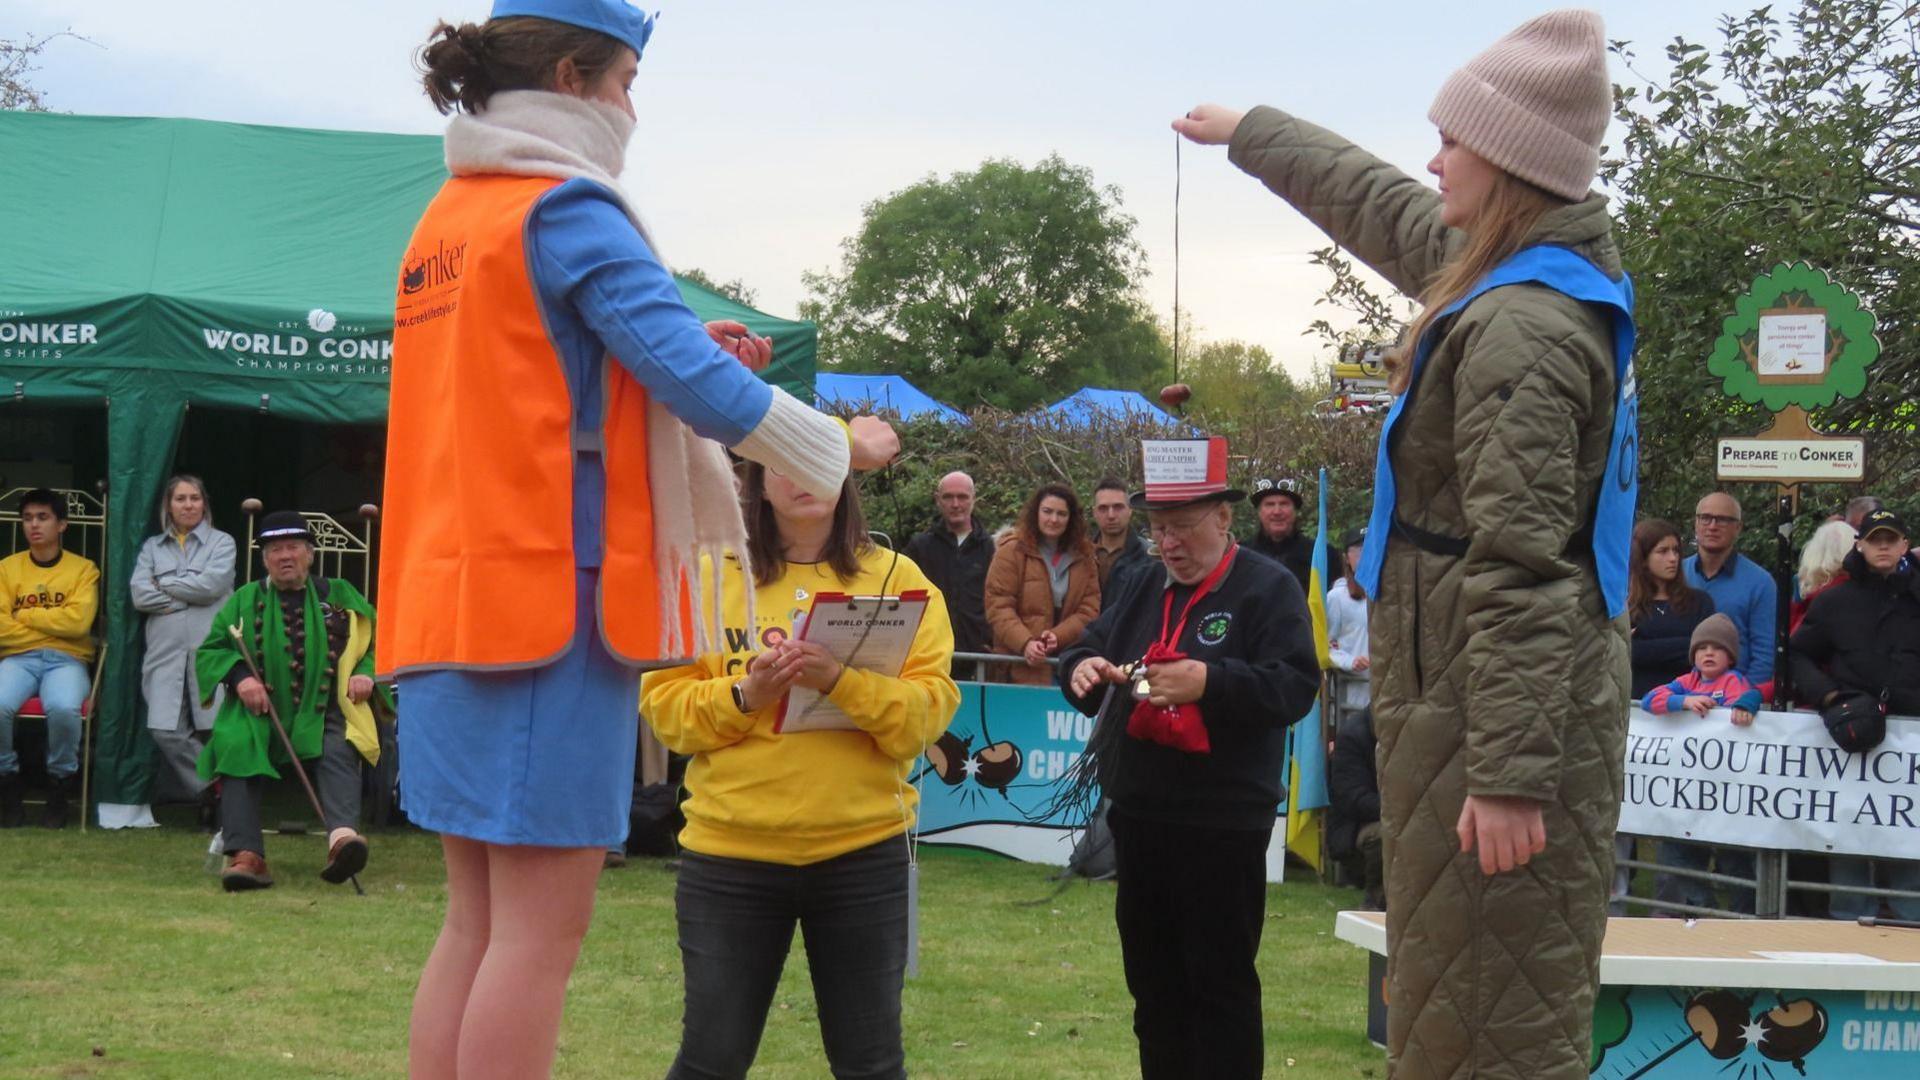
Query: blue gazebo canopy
1044,387,1180,426
815,372,968,423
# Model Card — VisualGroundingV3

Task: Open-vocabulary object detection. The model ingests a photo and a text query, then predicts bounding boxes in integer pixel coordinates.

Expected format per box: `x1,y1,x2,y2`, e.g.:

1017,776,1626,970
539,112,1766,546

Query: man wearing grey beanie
1177,10,1635,1079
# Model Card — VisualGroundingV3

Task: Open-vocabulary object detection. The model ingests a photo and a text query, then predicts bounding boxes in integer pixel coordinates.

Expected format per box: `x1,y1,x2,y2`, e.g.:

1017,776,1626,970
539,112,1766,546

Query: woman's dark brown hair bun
416,16,626,116
418,21,494,116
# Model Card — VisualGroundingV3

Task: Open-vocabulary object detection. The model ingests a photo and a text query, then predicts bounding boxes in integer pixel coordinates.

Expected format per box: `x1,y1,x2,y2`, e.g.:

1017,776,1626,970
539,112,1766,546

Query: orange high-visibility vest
378,174,686,678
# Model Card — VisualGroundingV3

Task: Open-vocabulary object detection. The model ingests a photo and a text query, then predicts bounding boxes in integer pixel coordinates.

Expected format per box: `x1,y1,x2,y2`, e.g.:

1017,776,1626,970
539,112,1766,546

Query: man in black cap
194,511,392,891
1791,507,1920,920
1057,441,1321,1080
1244,476,1312,592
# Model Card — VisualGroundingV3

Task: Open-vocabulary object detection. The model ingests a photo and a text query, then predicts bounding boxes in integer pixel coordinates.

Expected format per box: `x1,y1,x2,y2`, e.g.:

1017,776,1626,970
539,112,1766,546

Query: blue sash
1355,245,1638,618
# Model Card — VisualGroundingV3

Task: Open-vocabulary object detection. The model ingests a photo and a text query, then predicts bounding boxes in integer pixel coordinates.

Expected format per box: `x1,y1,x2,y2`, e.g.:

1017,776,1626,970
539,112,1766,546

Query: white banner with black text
1619,708,1920,859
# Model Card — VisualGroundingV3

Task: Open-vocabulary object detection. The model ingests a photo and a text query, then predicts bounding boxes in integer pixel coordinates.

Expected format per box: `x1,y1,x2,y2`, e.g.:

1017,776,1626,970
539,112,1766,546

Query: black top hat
257,510,315,545
1340,527,1368,550
1250,477,1304,509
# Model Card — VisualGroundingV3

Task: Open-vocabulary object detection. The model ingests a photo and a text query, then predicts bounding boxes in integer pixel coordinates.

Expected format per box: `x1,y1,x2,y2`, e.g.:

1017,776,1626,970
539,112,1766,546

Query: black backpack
1064,799,1117,881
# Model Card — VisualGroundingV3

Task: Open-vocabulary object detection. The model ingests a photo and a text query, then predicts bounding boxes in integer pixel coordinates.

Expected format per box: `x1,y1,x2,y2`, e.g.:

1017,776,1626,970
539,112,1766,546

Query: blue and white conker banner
1621,710,1920,859
914,683,1291,881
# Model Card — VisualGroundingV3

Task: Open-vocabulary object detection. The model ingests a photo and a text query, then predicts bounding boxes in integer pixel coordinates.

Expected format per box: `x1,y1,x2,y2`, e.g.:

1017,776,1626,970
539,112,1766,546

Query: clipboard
774,590,929,733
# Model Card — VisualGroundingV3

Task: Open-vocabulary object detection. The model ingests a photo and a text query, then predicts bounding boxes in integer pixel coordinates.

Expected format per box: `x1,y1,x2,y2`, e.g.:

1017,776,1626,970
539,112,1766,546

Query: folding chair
12,642,106,832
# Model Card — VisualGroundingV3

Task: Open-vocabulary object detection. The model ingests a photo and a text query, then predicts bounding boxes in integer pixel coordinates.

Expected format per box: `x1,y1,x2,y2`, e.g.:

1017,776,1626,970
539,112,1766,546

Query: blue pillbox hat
490,0,657,60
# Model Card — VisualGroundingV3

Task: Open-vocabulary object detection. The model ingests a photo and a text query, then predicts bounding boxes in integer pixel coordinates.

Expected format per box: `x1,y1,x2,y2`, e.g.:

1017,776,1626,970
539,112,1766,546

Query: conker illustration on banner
970,742,1022,789
1754,997,1828,1072
1685,989,1752,1059
925,731,969,786
920,730,1023,796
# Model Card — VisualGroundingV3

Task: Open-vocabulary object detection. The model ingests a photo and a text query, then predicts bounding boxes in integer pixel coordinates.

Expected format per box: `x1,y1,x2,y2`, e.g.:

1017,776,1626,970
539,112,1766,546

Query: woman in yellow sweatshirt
642,462,959,1079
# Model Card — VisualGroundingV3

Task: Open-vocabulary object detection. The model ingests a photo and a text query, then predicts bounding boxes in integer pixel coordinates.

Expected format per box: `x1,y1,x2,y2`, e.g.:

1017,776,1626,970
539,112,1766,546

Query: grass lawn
1,818,1384,1078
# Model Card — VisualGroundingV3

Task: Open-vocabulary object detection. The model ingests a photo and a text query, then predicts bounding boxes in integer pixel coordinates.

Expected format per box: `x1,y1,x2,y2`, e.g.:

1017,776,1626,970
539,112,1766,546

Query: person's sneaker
602,849,628,870
221,851,274,892
0,773,22,828
40,774,74,830
321,831,369,884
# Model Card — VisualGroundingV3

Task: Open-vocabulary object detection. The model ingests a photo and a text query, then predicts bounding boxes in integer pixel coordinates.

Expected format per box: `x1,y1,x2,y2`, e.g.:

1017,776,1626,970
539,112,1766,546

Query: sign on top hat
1129,437,1246,511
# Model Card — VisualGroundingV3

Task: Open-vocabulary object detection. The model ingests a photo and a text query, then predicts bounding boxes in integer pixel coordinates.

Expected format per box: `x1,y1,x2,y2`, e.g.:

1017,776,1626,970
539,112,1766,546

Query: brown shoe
222,851,274,892
321,832,369,884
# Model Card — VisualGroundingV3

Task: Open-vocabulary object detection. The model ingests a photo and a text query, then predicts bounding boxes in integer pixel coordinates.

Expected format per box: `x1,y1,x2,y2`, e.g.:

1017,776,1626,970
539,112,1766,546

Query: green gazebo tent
0,111,815,810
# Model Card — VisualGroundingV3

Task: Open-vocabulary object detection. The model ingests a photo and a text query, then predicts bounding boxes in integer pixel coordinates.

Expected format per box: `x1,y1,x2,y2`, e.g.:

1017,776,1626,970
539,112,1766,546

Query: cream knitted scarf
444,89,747,660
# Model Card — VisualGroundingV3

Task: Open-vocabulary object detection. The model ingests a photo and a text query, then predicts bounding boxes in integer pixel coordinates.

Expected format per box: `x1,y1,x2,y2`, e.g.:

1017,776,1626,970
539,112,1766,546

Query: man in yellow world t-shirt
0,488,100,828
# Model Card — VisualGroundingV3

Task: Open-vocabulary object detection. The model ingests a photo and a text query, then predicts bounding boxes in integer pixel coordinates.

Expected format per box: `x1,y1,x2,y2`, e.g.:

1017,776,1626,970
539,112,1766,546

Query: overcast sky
18,1,1737,382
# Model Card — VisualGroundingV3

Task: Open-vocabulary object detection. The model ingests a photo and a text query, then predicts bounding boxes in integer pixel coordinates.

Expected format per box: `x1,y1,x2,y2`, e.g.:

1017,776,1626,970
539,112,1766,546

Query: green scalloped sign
1706,262,1880,410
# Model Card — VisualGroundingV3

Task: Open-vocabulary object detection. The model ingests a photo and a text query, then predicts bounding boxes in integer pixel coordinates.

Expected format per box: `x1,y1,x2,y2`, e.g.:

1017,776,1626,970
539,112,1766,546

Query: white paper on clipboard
776,590,928,733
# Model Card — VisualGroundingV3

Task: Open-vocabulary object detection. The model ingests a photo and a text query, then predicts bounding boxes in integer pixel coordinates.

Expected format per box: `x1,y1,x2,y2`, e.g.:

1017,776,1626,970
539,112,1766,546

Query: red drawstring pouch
1126,642,1210,754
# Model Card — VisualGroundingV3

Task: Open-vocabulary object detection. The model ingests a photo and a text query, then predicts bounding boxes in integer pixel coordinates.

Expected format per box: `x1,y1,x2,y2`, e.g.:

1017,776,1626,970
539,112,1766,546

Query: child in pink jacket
1641,612,1762,724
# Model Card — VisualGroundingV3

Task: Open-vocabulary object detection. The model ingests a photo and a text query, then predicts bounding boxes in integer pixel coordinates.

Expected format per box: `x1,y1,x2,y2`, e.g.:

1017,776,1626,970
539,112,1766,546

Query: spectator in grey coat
129,475,235,818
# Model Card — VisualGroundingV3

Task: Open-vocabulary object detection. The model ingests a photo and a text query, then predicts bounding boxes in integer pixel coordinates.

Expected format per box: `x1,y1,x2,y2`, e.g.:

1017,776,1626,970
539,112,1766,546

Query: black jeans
666,837,910,1080
220,710,361,857
1109,805,1272,1080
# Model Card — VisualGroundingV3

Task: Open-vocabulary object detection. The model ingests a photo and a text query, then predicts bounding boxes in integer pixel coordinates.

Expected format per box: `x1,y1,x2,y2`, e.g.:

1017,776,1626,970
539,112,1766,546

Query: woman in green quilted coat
1177,10,1634,1079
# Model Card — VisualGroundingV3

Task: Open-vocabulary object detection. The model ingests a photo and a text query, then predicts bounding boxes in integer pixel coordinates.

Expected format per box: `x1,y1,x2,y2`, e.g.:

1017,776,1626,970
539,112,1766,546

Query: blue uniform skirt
397,569,640,848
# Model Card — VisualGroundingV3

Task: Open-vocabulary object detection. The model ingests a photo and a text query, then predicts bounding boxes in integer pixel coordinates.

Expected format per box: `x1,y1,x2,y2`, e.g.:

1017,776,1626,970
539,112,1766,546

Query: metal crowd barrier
951,650,1058,683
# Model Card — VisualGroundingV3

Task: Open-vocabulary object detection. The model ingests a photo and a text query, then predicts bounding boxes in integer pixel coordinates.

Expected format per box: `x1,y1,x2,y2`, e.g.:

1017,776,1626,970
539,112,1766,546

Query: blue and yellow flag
1285,467,1334,870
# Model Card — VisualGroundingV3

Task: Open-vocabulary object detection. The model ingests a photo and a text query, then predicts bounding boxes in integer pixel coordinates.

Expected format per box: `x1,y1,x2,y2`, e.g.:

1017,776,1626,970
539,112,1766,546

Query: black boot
0,772,22,828
40,773,74,830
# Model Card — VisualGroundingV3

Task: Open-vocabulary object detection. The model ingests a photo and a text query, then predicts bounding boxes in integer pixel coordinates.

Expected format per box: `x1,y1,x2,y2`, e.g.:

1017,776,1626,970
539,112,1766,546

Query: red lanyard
1157,543,1237,650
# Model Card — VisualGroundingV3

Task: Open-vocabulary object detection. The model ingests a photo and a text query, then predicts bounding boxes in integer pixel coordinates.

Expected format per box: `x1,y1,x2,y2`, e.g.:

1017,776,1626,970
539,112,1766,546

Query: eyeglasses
1695,513,1741,528
1149,516,1215,542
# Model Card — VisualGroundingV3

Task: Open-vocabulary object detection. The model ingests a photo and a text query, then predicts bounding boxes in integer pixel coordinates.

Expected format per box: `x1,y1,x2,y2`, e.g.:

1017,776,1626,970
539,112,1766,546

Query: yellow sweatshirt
0,549,100,663
642,547,960,865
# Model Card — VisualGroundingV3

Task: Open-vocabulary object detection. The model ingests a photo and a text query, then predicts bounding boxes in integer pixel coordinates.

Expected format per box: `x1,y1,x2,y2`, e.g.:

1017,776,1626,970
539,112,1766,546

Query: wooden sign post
1707,263,1881,706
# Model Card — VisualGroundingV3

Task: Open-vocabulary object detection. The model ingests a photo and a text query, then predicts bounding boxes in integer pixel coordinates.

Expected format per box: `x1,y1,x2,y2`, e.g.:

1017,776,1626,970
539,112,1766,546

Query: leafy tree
802,155,1171,411
676,266,759,308
1607,0,1920,536
1173,327,1309,432
1302,245,1410,356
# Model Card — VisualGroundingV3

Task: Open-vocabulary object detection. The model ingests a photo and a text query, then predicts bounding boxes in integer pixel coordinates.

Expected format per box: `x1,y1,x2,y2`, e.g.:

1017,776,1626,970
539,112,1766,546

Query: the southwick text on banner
1619,709,1920,860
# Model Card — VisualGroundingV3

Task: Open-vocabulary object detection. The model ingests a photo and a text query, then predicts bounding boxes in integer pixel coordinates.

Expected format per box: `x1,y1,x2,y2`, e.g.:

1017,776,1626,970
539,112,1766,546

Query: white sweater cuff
731,389,851,499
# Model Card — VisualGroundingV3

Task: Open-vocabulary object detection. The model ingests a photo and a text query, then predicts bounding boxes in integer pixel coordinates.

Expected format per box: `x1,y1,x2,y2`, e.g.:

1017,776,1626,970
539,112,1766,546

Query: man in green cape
195,511,393,891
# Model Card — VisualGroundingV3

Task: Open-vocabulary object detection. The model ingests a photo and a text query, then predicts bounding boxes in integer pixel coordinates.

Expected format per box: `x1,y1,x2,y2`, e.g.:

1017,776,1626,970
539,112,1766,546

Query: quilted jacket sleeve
1227,106,1456,297
1451,294,1615,802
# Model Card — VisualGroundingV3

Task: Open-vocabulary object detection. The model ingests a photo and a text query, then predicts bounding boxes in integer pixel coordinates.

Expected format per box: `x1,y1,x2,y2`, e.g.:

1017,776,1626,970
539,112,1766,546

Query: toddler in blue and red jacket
1641,612,1762,725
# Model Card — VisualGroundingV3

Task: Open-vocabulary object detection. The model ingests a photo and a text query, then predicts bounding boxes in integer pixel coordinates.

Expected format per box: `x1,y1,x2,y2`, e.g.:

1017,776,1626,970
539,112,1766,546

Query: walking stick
227,625,364,895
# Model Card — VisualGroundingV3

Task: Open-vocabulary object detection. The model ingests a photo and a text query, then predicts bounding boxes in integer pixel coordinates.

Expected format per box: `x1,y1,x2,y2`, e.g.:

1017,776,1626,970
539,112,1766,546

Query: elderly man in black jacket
1792,508,1920,920
1058,450,1320,1080
902,471,994,667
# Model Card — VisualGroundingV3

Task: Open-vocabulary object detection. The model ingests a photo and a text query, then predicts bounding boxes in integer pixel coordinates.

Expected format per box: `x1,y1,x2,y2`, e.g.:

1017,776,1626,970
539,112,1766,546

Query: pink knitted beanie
1428,9,1612,201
